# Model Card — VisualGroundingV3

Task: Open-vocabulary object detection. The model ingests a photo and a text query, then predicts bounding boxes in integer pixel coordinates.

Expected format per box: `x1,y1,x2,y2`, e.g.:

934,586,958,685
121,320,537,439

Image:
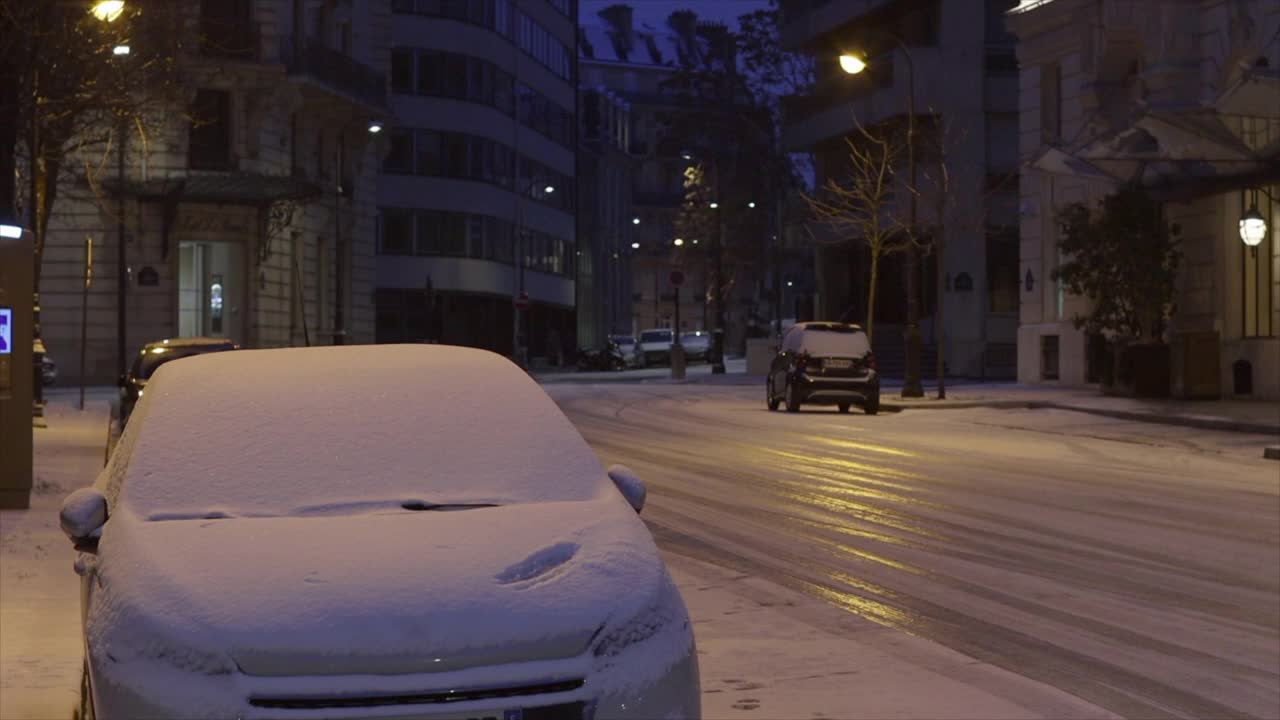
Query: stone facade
1009,0,1280,399
39,0,389,384
780,0,1023,378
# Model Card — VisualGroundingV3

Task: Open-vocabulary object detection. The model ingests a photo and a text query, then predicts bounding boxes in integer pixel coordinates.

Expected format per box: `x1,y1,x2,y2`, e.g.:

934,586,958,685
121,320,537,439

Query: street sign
669,270,685,288
513,291,530,310
0,307,11,354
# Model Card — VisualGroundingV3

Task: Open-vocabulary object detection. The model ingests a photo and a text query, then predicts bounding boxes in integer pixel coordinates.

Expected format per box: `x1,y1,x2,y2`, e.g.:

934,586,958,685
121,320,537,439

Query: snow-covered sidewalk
1,389,112,720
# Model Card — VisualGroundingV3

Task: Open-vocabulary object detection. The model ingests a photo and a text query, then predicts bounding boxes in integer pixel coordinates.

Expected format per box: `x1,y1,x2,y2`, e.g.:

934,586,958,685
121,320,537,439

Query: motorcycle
576,341,626,372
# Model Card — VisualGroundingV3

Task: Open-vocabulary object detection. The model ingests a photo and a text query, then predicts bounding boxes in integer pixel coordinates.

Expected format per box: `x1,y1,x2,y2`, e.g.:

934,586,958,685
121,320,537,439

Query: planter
1103,341,1171,397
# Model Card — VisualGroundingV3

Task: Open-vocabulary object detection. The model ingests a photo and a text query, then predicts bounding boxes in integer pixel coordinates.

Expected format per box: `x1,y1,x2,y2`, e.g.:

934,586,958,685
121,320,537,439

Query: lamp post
512,178,555,368
840,36,924,398
1239,205,1266,257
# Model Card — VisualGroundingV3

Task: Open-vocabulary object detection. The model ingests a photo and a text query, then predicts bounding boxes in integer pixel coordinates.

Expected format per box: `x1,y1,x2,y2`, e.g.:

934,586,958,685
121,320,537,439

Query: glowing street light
709,202,719,209
112,44,130,55
367,120,385,134
673,238,685,247
1240,206,1267,249
544,185,556,194
838,53,867,75
632,216,640,225
0,221,23,239
630,241,640,250
91,0,125,22
747,201,756,208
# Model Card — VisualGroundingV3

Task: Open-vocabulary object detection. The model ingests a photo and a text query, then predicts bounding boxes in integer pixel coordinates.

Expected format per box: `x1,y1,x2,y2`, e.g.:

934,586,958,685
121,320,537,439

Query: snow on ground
0,389,112,720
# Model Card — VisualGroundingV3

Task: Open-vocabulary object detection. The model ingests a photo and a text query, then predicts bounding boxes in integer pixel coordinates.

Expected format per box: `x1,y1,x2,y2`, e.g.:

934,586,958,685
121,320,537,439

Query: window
986,228,1019,313
201,0,254,58
379,209,414,255
1040,62,1062,144
391,49,414,92
1241,185,1276,338
384,129,414,173
189,89,232,171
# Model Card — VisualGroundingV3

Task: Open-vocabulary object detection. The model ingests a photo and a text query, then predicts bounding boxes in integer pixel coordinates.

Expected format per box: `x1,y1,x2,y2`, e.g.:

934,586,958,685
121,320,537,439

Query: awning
109,173,321,204
1216,67,1280,117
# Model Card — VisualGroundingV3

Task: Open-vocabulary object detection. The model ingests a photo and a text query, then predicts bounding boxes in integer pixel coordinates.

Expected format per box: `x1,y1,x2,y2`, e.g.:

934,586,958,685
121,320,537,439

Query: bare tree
803,122,915,343
914,113,1018,396
2,0,184,294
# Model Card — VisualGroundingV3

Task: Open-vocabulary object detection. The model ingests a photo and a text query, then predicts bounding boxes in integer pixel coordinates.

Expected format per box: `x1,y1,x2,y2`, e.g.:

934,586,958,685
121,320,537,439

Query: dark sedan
119,337,239,426
766,322,879,414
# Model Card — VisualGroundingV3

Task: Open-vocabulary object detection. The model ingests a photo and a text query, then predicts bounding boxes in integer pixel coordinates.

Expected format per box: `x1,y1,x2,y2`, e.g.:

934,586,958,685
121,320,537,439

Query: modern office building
1008,0,1279,398
374,0,578,366
39,0,391,384
779,0,1022,377
577,85,636,349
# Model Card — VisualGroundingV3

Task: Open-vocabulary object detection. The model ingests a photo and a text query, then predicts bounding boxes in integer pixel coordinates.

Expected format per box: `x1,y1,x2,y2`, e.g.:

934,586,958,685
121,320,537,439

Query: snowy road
549,383,1280,720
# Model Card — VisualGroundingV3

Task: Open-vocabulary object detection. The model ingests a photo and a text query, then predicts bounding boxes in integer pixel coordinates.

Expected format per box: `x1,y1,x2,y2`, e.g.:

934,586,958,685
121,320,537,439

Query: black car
119,337,239,426
766,322,879,414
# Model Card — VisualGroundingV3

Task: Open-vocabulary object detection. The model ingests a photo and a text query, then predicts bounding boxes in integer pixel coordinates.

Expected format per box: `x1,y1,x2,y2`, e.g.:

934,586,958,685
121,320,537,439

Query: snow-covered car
679,331,711,362
60,345,700,720
609,334,642,368
767,321,880,414
637,328,674,367
118,336,239,427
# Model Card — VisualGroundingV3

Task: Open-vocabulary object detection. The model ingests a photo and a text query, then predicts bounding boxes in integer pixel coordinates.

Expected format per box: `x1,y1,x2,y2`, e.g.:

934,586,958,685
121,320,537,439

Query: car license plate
826,359,852,369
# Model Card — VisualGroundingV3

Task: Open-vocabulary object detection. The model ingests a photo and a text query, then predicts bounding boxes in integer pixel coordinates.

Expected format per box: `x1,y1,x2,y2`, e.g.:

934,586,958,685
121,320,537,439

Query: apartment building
1009,0,1279,398
39,0,390,384
374,0,577,366
779,0,1022,377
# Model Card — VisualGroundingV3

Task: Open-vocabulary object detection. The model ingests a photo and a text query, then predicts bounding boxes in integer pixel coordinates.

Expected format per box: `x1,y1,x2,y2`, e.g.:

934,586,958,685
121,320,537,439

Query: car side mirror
60,488,108,553
607,464,647,514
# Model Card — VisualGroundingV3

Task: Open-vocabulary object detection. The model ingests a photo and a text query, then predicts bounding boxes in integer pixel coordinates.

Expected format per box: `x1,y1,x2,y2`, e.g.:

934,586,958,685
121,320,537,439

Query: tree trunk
865,248,879,344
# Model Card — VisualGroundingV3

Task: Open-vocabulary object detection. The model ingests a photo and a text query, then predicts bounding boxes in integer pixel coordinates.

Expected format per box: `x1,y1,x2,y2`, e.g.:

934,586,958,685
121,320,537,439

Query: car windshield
133,344,235,379
118,346,610,518
800,326,870,357
640,330,671,343
612,336,636,345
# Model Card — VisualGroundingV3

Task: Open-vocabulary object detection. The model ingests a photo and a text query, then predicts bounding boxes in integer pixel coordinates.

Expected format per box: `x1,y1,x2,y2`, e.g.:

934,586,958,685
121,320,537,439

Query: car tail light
866,352,878,371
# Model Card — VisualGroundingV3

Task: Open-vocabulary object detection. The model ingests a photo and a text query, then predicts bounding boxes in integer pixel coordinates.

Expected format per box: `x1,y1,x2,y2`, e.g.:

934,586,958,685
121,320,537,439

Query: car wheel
864,393,880,415
785,380,802,413
838,403,850,413
767,379,780,411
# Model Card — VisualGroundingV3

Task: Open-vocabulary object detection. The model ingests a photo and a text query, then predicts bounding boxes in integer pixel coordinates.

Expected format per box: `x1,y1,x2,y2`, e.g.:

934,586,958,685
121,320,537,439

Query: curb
886,398,1279,436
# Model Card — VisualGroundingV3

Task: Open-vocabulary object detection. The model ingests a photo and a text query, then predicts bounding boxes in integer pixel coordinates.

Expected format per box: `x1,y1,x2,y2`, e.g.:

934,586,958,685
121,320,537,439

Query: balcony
781,46,940,152
633,191,685,208
200,20,261,61
280,35,387,109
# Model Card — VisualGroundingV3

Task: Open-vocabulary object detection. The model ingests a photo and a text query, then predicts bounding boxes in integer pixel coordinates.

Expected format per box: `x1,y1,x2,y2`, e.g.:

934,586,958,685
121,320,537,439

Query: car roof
793,322,864,333
116,345,609,515
142,336,238,350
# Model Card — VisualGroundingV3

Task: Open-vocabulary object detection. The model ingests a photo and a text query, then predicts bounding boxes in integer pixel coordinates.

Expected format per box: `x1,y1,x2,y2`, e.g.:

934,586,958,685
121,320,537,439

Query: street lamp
632,216,640,225
673,238,685,247
367,120,385,134
631,241,640,250
1240,205,1266,256
112,44,130,55
90,0,125,22
838,53,867,75
838,37,924,398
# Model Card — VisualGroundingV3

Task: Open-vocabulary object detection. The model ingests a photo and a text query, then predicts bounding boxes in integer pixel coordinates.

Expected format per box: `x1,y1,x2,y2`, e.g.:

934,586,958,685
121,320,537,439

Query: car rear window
640,331,672,343
800,326,870,357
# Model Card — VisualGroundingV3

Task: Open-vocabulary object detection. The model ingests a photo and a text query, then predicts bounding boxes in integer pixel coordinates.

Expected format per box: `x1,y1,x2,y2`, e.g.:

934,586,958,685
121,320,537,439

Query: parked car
118,337,238,426
41,354,58,386
680,331,711,362
577,340,627,371
61,345,701,720
637,328,674,367
766,321,879,414
609,334,642,368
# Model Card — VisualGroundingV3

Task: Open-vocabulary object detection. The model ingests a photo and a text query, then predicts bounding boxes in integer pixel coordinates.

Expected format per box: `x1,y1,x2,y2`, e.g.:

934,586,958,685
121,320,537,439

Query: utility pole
116,115,128,374
901,46,923,398
710,160,725,374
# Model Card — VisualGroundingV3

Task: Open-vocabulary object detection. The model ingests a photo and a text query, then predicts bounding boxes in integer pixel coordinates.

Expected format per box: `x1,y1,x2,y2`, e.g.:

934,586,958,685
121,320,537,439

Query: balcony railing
200,20,261,61
280,35,387,109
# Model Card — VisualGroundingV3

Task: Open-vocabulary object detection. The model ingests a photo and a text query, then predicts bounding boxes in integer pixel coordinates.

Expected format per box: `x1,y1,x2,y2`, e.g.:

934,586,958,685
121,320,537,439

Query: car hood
95,495,665,676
